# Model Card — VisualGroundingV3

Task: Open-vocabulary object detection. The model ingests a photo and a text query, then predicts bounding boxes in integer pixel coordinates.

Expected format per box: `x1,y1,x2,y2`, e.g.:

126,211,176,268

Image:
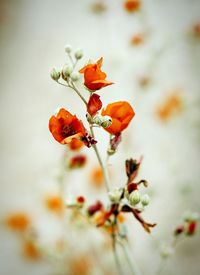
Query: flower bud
129,190,140,206
62,64,73,78
71,72,80,82
50,68,60,81
141,194,150,206
74,48,83,60
65,44,72,53
93,115,103,126
101,116,112,128
108,188,123,204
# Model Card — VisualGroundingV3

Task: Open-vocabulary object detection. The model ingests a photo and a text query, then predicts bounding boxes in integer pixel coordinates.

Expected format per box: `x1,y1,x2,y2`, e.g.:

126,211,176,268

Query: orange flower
79,57,113,91
49,108,86,145
131,34,144,46
101,101,135,135
45,195,64,214
6,213,30,232
156,93,182,121
90,166,104,188
124,0,141,13
23,240,41,260
68,138,84,150
193,23,200,38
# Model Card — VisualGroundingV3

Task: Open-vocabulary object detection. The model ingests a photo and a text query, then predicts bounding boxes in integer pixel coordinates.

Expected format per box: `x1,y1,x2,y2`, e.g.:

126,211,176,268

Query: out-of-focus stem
118,240,142,275
90,126,110,192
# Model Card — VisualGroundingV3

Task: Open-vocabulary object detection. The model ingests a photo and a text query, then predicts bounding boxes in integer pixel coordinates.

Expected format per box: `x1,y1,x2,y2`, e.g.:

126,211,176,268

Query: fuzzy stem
90,126,110,192
117,240,142,275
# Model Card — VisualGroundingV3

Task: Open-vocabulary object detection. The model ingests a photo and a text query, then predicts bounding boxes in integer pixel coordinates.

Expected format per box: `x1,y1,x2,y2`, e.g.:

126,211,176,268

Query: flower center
61,124,76,137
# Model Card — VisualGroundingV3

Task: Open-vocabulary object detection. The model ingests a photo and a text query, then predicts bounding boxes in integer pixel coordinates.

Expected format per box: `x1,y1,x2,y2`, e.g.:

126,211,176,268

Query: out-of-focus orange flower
101,101,135,135
131,34,144,46
117,213,126,223
49,108,86,145
45,195,64,214
79,57,113,91
138,75,151,87
23,240,41,260
90,166,104,188
69,155,87,169
6,213,30,232
70,256,91,275
68,138,84,151
124,0,141,13
87,93,102,116
186,221,197,236
193,23,200,38
156,93,183,121
91,1,107,14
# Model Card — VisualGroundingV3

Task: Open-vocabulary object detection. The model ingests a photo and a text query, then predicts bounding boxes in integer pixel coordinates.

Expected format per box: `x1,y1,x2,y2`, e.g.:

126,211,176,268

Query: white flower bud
71,72,80,82
93,115,103,126
74,48,83,59
50,68,60,81
101,116,112,128
108,188,123,204
62,64,73,78
65,44,72,53
141,194,150,206
129,190,140,206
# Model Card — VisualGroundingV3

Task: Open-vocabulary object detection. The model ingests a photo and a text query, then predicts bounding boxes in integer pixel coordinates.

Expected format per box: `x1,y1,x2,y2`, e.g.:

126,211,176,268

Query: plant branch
90,125,110,192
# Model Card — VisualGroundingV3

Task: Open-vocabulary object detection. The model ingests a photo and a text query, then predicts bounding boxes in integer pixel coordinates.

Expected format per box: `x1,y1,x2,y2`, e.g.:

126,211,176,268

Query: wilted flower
87,93,102,116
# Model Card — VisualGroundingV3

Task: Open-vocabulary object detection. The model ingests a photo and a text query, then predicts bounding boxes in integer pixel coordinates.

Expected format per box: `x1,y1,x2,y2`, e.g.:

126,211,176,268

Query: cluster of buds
174,211,199,237
86,113,112,128
160,211,199,259
50,45,83,82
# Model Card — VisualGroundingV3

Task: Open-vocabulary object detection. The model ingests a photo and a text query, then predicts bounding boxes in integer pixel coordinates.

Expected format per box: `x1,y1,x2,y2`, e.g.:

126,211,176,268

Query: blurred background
0,0,200,274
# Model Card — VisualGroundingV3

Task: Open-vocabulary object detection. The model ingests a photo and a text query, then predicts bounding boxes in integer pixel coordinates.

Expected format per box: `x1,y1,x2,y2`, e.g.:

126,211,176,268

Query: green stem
57,81,87,106
90,126,110,192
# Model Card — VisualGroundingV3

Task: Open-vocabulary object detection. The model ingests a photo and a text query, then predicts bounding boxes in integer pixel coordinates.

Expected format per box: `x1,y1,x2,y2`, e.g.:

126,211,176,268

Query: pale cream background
0,0,200,274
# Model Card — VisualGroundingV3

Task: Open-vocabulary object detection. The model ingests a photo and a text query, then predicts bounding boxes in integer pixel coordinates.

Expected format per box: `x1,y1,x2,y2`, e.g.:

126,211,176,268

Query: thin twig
57,81,87,106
